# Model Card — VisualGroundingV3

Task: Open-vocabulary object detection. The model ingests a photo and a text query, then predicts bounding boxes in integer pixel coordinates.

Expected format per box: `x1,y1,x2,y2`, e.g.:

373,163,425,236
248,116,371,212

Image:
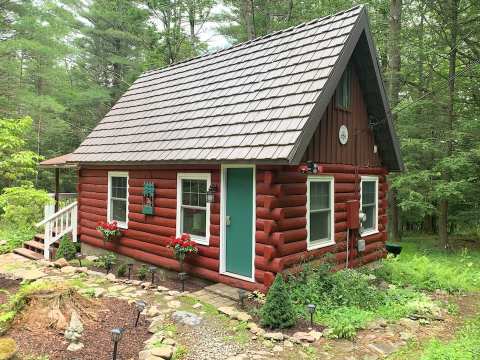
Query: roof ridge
140,4,364,78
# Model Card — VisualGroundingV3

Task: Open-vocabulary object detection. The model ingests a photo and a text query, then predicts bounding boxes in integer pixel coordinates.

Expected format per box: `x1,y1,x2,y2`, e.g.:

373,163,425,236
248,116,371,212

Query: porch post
54,167,60,212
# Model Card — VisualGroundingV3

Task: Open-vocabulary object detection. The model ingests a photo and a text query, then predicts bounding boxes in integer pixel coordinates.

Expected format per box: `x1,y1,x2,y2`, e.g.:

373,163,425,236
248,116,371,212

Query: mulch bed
8,298,151,360
0,277,20,305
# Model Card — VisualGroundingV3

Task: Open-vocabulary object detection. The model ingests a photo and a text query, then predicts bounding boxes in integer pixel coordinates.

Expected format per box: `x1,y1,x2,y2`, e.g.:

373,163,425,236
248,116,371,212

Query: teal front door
224,167,254,279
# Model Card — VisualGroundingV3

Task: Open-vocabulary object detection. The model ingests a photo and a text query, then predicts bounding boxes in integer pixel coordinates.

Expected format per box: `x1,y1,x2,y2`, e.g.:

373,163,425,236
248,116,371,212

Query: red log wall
78,164,387,291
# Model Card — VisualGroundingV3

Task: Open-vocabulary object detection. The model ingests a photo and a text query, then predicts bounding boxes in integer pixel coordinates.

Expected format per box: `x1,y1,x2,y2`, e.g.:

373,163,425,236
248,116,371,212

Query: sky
196,2,232,50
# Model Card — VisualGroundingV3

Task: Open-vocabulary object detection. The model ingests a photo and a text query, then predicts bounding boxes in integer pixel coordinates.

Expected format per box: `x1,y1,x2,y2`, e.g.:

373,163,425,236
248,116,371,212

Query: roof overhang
39,153,78,169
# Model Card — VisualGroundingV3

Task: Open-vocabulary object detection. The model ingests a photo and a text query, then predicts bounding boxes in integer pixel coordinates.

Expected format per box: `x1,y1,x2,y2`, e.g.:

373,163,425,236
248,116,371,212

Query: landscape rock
64,310,84,342
368,341,398,356
309,330,322,341
167,300,181,309
67,342,84,352
53,258,69,268
146,306,162,318
85,255,99,261
398,318,420,331
0,240,7,246
151,345,174,359
105,273,116,281
157,286,169,292
292,332,315,343
94,288,106,298
139,350,152,360
0,337,17,360
167,290,180,296
263,332,283,341
192,303,203,309
272,345,283,352
141,282,152,289
218,306,238,318
172,311,203,326
236,312,252,322
75,267,88,273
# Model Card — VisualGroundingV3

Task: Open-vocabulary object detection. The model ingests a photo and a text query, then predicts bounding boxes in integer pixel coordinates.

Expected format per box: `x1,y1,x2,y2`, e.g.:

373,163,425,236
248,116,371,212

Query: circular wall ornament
339,125,349,145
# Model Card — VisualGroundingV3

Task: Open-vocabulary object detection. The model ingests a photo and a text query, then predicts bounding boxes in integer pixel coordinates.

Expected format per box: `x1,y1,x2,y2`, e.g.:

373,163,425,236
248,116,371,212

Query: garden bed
7,297,150,359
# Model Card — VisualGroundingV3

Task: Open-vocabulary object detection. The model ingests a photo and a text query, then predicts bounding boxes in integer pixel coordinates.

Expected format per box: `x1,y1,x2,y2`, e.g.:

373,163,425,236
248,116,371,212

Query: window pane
111,176,127,199
111,199,127,223
182,179,207,207
362,181,376,205
182,207,206,237
362,204,375,230
310,211,330,242
310,182,330,210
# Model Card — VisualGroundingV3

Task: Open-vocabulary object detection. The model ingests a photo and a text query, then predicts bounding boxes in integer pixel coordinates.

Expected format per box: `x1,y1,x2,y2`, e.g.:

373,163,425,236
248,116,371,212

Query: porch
13,153,79,260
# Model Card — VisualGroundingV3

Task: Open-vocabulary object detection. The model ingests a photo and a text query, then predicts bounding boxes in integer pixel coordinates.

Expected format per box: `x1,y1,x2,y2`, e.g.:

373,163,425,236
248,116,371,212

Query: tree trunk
439,0,459,249
387,0,402,242
242,0,255,40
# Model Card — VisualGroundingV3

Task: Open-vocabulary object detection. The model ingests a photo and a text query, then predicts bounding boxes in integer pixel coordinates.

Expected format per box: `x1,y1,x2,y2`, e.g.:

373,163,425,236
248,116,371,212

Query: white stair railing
36,201,78,260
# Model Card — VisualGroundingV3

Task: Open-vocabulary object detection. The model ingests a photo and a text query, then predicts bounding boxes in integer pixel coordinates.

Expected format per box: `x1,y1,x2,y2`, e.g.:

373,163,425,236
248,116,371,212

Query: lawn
281,234,480,340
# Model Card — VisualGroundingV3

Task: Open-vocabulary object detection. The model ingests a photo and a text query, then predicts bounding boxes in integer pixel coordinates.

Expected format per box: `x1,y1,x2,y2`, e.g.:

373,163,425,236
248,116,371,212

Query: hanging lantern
206,184,217,203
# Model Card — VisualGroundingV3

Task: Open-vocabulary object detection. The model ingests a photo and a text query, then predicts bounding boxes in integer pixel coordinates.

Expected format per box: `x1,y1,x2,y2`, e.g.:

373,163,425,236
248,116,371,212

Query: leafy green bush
321,307,373,340
55,236,77,260
137,264,148,280
260,274,296,329
0,186,52,231
94,254,117,272
116,263,127,277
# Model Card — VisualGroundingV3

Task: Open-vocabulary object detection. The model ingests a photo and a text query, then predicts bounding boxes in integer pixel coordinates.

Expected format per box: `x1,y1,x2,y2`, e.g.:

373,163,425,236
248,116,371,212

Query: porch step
24,240,45,252
13,247,43,260
33,233,60,248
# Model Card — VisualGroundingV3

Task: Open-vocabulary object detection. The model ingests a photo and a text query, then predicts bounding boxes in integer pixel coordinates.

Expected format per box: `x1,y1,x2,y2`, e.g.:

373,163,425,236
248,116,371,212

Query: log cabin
38,5,403,292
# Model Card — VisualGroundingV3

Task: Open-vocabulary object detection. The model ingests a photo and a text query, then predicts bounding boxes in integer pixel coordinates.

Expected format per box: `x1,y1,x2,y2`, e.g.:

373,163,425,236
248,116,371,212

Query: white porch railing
36,201,78,260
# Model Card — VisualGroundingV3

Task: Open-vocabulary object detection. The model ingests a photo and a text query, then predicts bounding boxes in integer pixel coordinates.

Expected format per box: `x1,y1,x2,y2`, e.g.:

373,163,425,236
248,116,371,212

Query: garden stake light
134,300,146,327
75,253,85,267
127,263,134,279
111,327,124,360
178,272,187,292
148,266,157,284
238,289,247,308
307,304,316,327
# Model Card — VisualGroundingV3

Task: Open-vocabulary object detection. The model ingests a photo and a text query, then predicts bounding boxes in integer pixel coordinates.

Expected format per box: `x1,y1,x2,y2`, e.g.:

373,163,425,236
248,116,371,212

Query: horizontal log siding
78,166,266,292
256,164,388,276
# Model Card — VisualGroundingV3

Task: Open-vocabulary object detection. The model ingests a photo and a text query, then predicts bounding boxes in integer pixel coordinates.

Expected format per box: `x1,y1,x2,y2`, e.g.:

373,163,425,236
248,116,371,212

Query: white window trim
107,171,129,229
176,173,211,246
360,175,379,236
306,176,335,251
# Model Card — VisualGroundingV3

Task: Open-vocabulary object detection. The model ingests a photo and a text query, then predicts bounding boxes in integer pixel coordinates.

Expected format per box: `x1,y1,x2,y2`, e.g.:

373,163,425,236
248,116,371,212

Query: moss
0,337,16,360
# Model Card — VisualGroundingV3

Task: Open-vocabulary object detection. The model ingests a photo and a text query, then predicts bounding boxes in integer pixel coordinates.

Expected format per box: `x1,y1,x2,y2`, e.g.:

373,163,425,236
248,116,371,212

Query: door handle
226,216,231,226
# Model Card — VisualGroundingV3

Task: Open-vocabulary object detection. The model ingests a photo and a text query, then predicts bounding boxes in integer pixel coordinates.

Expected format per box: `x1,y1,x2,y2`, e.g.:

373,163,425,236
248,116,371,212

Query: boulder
218,306,238,318
60,266,77,274
171,311,202,326
263,332,284,341
292,332,315,343
157,286,169,292
105,273,116,282
146,306,162,318
236,312,252,322
53,258,69,268
151,345,174,359
67,342,84,352
0,338,16,360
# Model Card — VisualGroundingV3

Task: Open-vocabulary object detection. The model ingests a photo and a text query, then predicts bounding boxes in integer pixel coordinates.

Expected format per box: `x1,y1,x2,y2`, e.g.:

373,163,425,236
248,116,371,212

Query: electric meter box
357,239,366,252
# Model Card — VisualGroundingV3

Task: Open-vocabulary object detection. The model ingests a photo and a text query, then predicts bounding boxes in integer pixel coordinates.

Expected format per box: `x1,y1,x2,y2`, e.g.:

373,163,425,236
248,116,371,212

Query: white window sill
117,222,128,230
183,234,208,247
307,240,335,251
360,229,379,237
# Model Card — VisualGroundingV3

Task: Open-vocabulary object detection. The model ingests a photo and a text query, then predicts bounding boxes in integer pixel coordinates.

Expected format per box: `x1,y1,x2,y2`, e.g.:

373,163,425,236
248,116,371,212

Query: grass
390,315,480,359
283,234,480,339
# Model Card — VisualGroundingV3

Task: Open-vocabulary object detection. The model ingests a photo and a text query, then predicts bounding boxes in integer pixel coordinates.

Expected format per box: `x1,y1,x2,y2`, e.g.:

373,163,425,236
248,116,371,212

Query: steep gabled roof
71,5,403,171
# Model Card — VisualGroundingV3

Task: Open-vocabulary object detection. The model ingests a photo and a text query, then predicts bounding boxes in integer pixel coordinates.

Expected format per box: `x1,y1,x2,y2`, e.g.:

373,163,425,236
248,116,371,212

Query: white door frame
220,164,256,282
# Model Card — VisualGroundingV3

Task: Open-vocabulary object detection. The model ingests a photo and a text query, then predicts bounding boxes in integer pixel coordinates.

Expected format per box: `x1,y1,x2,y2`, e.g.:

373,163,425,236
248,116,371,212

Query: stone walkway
192,283,238,308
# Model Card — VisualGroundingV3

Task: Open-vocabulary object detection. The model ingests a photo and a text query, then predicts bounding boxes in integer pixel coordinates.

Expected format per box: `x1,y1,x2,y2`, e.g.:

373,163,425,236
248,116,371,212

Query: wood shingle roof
71,5,402,171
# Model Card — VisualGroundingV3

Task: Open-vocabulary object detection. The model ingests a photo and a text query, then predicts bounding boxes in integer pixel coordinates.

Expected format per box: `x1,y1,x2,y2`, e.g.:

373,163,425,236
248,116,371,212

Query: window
108,172,129,228
176,173,211,245
360,176,379,235
307,177,335,250
336,65,351,109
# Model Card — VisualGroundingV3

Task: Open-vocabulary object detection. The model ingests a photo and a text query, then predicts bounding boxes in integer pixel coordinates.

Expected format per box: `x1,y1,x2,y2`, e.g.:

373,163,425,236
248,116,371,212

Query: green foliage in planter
137,264,148,280
55,236,77,260
116,263,127,277
260,274,296,329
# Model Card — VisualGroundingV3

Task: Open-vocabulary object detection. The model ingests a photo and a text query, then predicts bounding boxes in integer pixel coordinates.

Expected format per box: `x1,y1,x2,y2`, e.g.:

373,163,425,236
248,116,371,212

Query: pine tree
260,274,296,329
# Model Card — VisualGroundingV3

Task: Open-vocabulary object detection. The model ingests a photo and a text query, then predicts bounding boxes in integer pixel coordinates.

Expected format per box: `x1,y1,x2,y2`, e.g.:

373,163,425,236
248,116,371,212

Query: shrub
321,307,373,340
116,263,127,277
0,186,52,231
260,274,296,329
137,264,148,280
55,236,77,260
94,254,117,272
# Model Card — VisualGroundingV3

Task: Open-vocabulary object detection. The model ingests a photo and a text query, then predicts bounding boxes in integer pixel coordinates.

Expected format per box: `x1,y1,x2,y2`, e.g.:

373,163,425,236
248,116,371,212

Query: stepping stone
171,311,202,326
264,332,284,341
167,300,181,309
368,341,398,356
